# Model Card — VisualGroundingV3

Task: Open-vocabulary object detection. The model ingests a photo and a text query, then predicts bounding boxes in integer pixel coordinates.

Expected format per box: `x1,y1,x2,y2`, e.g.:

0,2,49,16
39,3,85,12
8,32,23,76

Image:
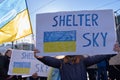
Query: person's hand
113,42,120,52
32,73,38,79
33,49,43,58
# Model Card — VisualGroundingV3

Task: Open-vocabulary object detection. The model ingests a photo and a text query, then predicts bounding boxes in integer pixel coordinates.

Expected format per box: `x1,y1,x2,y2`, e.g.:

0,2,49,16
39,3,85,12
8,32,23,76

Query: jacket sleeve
37,56,61,68
84,54,116,67
0,56,8,79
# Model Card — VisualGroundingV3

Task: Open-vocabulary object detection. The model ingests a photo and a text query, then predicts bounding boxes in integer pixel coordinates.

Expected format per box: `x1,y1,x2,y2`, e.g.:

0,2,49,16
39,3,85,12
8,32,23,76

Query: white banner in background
8,49,50,77
36,9,116,56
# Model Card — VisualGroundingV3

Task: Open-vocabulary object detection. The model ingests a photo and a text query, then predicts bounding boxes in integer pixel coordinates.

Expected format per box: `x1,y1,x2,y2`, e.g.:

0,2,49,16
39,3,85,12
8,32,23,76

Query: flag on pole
0,0,33,44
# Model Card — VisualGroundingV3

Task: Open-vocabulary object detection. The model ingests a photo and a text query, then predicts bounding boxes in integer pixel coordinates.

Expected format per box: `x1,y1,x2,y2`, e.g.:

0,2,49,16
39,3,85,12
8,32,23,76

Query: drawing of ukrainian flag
12,62,31,74
44,30,76,53
0,0,32,44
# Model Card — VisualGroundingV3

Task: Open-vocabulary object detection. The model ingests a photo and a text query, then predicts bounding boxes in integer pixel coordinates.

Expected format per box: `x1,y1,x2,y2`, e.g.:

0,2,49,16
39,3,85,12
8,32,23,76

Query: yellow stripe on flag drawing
13,68,30,74
44,41,76,52
12,62,31,74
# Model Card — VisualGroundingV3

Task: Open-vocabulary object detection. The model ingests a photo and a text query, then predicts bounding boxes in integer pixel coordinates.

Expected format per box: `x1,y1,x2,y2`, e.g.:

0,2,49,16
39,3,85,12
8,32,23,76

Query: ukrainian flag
0,0,32,44
12,62,31,74
44,30,76,53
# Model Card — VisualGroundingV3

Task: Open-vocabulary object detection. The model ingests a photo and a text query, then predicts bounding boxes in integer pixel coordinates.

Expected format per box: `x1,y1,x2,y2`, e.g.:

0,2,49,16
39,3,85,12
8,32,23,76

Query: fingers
33,49,39,58
34,49,40,53
33,49,43,58
32,73,38,78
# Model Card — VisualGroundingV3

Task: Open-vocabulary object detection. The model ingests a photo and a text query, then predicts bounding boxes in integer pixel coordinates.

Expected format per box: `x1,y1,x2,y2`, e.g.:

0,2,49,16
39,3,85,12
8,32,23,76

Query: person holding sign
3,49,22,80
33,43,119,80
0,52,7,80
0,50,15,80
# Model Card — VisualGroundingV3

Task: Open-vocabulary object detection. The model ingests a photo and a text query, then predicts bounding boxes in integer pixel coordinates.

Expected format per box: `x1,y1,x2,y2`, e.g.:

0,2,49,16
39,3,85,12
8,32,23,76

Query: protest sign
8,49,50,77
36,9,116,56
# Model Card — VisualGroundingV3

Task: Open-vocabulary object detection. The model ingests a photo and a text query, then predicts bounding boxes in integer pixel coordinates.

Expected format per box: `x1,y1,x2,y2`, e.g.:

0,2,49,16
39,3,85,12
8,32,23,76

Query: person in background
28,73,47,80
108,42,120,80
29,73,39,80
3,49,22,80
0,49,16,80
47,67,61,80
0,52,7,80
47,56,65,80
97,59,109,80
113,42,120,52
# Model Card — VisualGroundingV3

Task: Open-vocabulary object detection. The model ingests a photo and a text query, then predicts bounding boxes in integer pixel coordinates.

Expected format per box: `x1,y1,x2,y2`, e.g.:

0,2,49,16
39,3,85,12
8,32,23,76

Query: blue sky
0,0,120,35
26,0,120,36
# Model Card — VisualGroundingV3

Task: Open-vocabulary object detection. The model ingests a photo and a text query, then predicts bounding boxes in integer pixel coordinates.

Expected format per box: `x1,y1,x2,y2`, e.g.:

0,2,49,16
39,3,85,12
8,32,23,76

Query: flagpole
25,0,33,35
25,0,34,50
11,41,14,49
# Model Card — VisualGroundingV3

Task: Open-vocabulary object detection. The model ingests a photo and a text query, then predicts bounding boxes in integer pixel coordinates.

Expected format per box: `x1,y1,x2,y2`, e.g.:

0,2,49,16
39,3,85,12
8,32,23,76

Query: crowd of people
87,60,120,80
33,42,120,80
0,43,120,80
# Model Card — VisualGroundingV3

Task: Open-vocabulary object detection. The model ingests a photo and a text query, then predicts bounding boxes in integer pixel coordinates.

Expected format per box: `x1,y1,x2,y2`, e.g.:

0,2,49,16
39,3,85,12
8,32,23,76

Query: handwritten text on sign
8,49,50,77
36,9,116,56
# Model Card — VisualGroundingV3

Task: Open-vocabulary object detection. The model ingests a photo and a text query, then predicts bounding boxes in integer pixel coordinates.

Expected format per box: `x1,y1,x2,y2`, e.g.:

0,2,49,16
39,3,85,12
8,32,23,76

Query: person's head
5,49,12,57
63,55,84,64
31,73,38,79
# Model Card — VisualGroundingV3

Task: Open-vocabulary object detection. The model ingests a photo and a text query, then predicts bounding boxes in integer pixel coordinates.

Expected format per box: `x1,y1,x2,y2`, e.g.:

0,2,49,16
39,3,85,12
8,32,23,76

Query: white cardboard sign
36,9,116,56
8,49,50,77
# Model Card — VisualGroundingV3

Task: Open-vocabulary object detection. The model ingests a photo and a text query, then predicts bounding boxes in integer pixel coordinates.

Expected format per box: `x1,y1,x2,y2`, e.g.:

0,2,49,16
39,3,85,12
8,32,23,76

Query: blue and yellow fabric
47,67,61,80
0,0,32,44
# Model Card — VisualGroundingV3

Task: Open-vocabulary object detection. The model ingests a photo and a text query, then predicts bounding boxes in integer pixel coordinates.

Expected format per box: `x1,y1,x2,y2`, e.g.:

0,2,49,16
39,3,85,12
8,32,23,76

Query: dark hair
5,49,11,56
63,55,84,64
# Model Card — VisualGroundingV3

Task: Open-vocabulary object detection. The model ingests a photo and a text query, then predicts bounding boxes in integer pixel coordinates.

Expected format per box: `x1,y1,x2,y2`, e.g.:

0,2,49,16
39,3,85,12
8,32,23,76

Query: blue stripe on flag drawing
13,62,31,68
44,30,76,42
